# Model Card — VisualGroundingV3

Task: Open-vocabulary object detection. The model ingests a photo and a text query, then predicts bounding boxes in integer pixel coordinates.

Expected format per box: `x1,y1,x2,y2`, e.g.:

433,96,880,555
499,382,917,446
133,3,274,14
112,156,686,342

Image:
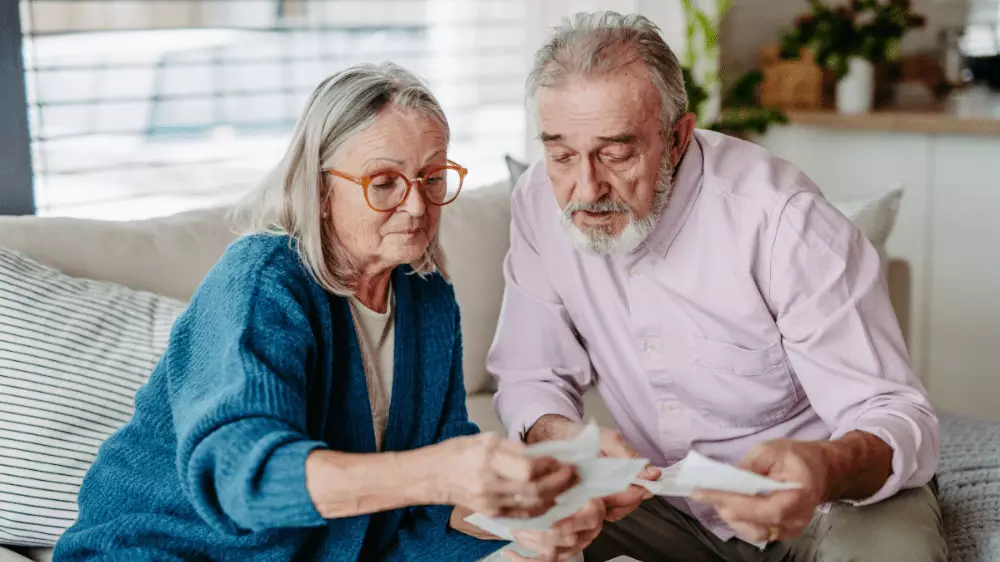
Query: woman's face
325,106,448,273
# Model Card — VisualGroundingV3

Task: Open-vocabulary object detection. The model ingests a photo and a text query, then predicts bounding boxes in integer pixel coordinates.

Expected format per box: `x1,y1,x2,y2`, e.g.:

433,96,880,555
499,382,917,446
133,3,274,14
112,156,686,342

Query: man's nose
575,159,609,202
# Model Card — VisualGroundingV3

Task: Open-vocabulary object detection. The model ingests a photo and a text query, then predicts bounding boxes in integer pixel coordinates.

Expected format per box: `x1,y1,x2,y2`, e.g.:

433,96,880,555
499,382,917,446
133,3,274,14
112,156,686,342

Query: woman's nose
398,180,427,217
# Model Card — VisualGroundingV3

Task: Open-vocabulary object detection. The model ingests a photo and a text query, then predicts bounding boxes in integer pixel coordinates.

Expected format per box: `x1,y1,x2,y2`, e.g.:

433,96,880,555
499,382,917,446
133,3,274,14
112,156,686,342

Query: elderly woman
53,63,605,562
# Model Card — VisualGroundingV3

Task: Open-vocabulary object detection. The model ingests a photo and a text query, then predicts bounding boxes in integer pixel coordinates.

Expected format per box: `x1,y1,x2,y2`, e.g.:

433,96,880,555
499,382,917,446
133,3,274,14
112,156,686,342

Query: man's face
538,64,675,256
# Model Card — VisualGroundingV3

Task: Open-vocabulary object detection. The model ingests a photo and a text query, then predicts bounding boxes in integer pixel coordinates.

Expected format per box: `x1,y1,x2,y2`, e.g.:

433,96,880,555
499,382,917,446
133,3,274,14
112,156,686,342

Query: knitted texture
53,234,504,561
939,412,1000,562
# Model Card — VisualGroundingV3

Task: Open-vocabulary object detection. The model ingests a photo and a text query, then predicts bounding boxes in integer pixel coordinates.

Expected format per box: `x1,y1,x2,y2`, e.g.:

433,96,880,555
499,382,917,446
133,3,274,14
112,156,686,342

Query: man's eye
551,153,573,164
602,152,633,163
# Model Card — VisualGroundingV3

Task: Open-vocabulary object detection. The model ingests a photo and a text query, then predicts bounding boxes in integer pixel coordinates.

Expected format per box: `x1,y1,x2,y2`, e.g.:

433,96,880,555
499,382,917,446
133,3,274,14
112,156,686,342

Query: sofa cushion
829,185,903,268
437,181,512,394
0,207,236,301
0,249,186,547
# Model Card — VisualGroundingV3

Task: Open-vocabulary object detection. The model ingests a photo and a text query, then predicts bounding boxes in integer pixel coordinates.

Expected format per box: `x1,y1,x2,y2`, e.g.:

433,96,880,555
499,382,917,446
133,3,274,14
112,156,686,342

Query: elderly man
488,11,946,562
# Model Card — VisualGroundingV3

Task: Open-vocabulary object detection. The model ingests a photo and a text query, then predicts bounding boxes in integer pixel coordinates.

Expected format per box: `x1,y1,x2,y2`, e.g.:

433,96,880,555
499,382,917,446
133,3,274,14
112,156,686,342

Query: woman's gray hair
231,62,450,296
526,11,688,131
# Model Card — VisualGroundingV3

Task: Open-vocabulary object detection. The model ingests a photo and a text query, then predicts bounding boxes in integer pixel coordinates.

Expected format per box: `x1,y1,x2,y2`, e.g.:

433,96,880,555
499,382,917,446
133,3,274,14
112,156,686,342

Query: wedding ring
767,525,780,542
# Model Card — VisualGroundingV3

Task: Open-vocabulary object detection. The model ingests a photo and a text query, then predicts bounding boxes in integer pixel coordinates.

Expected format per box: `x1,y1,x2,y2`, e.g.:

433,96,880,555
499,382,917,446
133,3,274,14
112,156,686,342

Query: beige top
348,287,395,451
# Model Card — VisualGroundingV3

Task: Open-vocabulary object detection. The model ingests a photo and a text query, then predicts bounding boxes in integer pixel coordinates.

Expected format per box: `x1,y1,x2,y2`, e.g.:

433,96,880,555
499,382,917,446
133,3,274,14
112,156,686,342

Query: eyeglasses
323,159,467,212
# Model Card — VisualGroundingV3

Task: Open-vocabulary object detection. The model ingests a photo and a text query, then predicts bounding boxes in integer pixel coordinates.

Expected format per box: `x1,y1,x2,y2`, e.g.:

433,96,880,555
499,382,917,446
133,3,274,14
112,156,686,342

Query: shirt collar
643,132,705,259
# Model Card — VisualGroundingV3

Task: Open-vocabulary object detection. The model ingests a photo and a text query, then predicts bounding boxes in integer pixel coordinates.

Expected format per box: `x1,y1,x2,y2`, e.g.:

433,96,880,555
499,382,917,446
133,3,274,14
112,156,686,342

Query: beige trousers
584,482,947,562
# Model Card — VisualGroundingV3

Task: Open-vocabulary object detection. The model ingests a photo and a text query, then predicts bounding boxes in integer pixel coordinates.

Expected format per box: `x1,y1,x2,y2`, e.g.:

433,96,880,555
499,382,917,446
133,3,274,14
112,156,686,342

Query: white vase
836,57,875,115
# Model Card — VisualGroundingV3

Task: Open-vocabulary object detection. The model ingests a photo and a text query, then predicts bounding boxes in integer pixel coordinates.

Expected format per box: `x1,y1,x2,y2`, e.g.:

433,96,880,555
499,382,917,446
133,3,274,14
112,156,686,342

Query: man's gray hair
526,11,688,130
232,62,449,296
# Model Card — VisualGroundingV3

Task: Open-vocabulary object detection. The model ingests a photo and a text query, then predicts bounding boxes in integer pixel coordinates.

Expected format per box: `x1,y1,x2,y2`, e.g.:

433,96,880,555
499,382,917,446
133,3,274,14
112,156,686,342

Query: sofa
0,179,997,562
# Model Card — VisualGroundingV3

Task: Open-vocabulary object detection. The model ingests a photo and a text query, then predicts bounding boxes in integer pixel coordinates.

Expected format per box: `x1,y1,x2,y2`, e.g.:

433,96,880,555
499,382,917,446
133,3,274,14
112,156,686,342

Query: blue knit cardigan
53,234,506,561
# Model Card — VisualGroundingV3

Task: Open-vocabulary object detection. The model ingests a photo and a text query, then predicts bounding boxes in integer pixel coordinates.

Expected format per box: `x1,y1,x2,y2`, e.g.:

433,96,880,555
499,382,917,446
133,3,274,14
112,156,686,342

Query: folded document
465,422,646,541
635,450,802,497
465,422,800,542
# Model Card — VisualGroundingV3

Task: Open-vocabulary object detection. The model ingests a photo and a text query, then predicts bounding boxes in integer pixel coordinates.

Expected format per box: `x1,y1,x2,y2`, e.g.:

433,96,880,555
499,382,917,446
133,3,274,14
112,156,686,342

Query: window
19,0,527,219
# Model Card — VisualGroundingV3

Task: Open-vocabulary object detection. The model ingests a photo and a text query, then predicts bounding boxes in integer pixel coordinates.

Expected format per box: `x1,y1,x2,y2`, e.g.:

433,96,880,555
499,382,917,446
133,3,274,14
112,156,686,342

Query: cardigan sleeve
167,246,328,535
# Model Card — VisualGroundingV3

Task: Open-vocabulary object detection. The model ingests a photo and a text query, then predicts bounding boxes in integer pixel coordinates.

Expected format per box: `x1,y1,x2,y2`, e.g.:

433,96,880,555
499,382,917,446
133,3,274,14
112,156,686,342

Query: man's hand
690,432,893,542
526,415,661,522
508,498,606,561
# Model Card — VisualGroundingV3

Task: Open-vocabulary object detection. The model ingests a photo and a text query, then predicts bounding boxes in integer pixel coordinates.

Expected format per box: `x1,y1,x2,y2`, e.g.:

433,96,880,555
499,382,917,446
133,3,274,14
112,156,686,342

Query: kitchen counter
783,88,1000,136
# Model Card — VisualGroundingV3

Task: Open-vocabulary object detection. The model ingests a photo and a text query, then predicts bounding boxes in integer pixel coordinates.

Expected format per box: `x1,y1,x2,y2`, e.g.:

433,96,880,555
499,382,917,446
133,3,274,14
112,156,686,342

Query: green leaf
696,11,719,50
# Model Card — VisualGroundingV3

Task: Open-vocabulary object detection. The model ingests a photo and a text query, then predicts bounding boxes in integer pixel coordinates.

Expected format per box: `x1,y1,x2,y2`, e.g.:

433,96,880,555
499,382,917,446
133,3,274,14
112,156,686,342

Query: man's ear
667,112,697,168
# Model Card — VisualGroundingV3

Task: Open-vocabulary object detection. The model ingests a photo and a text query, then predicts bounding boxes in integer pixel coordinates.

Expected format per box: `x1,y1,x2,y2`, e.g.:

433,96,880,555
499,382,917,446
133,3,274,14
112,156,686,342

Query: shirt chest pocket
673,337,800,428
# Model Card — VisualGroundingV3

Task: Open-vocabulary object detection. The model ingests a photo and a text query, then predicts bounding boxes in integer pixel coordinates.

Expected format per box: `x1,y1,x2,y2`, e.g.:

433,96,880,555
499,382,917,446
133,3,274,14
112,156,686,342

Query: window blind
19,0,527,219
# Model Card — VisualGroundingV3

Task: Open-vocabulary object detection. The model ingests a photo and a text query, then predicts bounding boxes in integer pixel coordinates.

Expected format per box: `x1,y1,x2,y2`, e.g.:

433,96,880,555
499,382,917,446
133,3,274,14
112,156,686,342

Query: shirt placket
624,257,688,459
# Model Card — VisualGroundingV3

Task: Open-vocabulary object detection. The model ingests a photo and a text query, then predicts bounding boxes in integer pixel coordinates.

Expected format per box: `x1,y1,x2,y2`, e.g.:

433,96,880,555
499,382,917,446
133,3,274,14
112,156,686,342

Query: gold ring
767,525,780,542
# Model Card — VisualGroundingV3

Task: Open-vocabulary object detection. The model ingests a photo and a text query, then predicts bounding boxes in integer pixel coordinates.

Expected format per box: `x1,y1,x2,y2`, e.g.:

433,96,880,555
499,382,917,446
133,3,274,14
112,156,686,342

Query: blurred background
10,0,529,219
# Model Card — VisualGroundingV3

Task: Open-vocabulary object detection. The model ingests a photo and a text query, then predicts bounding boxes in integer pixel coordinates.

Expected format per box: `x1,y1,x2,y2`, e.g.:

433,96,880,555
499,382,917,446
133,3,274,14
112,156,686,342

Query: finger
497,503,557,519
736,444,777,475
553,499,605,534
700,489,801,527
603,486,647,509
511,530,561,557
488,465,576,511
690,488,760,507
637,465,662,481
494,449,571,484
728,520,771,543
531,463,579,499
600,431,640,459
693,490,768,524
605,505,636,522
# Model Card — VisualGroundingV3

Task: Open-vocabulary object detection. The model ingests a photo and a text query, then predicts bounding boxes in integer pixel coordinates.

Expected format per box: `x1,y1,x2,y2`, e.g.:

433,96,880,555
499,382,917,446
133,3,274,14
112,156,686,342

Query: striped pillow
0,248,186,547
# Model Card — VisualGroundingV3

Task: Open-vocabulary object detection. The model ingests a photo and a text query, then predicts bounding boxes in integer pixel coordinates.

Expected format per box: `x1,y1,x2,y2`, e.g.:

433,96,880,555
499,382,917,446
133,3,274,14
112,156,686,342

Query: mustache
565,197,632,215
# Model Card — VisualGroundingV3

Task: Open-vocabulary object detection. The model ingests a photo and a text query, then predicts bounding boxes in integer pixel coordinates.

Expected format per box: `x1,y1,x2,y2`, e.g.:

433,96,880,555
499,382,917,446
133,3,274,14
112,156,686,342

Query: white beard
558,160,675,257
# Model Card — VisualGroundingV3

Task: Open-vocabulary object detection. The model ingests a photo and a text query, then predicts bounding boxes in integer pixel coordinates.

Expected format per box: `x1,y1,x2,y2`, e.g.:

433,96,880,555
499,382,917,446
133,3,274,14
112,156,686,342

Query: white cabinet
759,125,1000,421
926,138,1000,419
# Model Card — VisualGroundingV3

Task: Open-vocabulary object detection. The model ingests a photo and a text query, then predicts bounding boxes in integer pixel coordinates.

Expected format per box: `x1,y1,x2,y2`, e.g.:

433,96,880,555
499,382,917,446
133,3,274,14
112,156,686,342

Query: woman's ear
668,112,697,168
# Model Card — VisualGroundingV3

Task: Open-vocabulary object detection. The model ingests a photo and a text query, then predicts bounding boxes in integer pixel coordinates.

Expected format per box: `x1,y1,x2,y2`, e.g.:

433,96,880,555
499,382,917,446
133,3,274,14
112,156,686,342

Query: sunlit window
19,0,527,220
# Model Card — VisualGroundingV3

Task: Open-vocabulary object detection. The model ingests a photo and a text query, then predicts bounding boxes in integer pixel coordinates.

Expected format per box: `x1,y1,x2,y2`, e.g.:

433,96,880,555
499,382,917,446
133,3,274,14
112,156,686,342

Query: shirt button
630,267,642,277
644,339,658,353
663,402,678,413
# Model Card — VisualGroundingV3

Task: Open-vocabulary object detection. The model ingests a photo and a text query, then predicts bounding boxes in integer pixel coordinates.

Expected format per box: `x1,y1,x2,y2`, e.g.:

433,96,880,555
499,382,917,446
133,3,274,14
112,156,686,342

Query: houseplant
682,0,788,137
779,0,927,114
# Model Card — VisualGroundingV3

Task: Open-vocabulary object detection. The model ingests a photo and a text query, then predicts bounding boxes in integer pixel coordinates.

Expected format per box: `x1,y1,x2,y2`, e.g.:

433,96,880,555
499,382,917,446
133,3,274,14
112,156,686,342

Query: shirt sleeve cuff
497,393,583,443
830,416,916,506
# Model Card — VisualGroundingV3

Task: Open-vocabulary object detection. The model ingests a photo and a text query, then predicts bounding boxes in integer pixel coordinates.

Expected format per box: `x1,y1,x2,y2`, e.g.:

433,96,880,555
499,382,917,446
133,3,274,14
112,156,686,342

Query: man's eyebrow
597,134,638,144
539,132,562,143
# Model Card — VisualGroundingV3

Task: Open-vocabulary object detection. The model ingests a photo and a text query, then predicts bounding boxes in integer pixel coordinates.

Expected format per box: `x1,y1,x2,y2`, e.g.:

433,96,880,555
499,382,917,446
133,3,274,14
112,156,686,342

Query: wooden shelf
784,108,1000,136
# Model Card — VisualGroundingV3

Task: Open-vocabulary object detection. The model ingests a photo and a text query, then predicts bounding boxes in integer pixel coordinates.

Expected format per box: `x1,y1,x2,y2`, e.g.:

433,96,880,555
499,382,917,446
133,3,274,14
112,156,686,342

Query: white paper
465,421,645,541
634,450,802,498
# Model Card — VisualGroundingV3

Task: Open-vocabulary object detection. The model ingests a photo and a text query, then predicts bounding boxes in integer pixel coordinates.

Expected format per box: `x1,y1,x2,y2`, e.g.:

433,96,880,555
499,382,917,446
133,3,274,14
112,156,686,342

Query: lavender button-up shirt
488,130,939,541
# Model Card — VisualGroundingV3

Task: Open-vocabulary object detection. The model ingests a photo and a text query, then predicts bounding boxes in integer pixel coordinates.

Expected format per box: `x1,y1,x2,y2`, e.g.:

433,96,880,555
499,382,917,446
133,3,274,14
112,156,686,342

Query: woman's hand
508,498,606,561
433,433,578,518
